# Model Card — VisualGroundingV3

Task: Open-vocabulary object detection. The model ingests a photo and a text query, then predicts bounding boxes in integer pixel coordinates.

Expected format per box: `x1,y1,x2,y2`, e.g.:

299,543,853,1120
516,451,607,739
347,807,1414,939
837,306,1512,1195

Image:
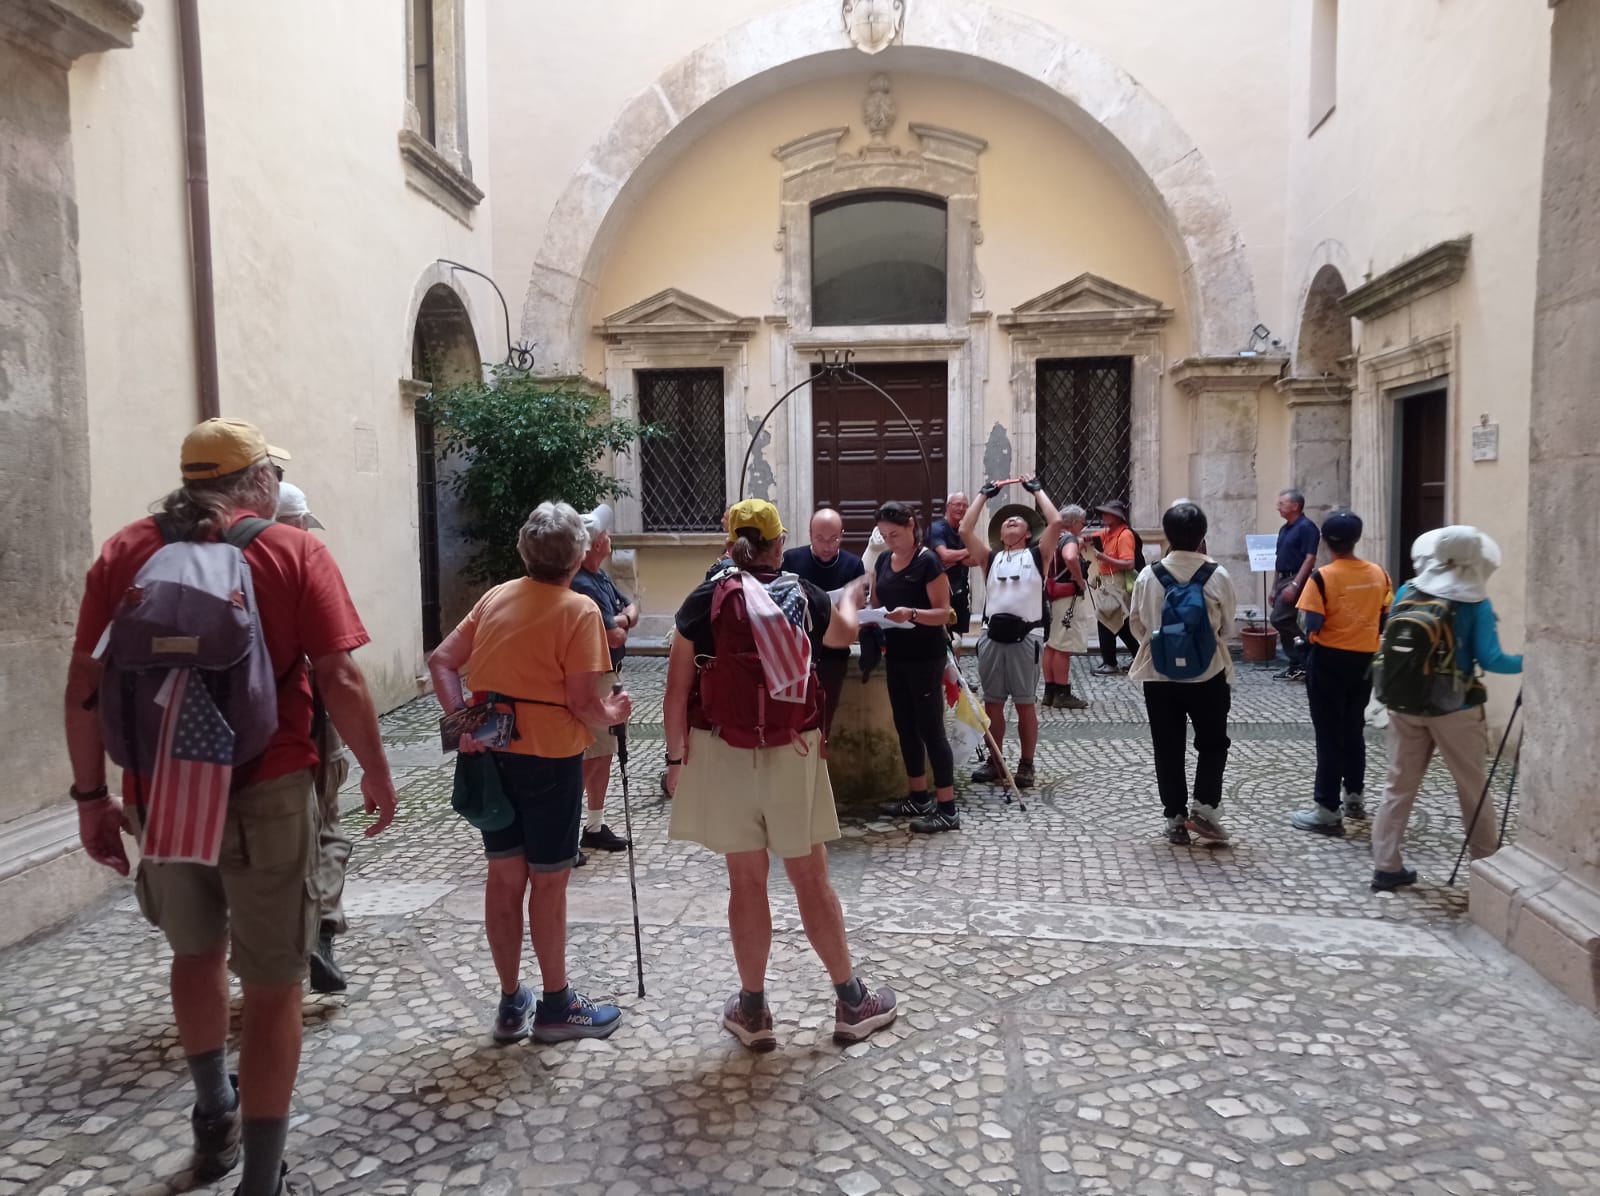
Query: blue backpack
1148,561,1219,680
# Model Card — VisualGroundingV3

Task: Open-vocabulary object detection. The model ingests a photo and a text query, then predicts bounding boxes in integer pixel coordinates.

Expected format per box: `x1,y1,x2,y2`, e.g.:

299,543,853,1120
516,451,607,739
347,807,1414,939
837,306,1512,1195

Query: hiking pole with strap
1494,734,1523,851
610,684,646,997
1448,688,1522,886
983,726,1028,813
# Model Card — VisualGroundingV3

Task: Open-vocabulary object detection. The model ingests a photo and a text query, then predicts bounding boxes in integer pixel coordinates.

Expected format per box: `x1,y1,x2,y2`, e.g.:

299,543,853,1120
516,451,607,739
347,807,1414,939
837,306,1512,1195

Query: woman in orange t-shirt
429,502,632,1047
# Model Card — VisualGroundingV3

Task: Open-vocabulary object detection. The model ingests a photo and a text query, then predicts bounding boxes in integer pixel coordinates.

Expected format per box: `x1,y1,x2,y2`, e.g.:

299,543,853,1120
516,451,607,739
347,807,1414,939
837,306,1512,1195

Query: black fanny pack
985,612,1036,644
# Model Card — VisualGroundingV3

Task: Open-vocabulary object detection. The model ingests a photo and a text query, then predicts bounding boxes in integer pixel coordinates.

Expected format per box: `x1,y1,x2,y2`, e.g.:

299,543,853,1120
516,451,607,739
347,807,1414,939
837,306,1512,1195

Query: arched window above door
811,191,948,326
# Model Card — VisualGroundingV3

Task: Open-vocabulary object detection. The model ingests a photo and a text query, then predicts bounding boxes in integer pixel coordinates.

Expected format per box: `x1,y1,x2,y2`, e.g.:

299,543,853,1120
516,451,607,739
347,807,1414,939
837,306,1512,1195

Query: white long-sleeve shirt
1127,550,1238,685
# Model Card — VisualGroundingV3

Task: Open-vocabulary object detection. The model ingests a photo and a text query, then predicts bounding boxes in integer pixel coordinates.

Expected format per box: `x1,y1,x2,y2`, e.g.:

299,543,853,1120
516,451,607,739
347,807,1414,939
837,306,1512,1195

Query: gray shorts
976,632,1042,704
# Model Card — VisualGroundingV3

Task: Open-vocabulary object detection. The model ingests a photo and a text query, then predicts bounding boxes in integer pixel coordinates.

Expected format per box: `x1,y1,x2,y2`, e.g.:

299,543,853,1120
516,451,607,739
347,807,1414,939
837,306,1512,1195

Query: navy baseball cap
1322,509,1363,546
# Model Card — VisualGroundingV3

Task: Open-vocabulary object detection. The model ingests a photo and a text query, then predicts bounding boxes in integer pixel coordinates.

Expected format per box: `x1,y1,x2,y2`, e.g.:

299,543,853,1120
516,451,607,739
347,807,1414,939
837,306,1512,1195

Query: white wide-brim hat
1410,525,1501,603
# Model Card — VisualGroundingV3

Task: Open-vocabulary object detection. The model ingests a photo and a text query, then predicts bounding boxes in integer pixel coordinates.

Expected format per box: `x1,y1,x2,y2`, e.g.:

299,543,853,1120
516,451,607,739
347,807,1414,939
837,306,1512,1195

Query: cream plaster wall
486,0,1291,341
1281,0,1550,683
586,71,1195,567
71,0,499,710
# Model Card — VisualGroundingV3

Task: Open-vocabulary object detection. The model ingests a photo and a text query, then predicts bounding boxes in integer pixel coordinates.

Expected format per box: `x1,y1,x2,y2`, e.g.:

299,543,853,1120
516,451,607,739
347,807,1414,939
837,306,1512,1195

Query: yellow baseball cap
727,498,785,541
180,418,291,480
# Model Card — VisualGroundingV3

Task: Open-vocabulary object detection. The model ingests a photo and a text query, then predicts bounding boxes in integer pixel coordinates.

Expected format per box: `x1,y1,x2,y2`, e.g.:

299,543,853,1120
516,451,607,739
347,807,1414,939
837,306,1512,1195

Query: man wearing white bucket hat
1368,526,1522,892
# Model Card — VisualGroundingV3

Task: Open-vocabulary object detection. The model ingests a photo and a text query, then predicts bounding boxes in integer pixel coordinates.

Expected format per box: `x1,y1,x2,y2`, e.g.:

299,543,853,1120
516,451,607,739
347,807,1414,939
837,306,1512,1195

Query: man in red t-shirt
63,419,397,1196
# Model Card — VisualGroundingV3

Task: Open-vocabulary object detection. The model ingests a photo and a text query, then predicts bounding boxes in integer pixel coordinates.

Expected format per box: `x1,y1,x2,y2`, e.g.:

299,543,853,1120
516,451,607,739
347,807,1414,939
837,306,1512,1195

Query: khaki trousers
1370,706,1498,872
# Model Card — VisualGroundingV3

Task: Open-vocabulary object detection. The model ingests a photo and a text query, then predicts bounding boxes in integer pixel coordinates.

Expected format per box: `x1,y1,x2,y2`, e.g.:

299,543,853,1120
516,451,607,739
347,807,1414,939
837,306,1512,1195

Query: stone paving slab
1,660,1590,1196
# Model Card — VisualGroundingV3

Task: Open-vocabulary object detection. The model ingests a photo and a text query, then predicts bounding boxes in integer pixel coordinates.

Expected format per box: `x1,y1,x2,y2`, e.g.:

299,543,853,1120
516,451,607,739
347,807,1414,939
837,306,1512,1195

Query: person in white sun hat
1368,526,1522,893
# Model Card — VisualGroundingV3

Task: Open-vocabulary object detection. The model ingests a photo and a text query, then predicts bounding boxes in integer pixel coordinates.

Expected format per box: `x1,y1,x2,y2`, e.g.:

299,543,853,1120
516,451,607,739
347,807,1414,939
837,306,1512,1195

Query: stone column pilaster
1276,376,1353,528
1169,355,1287,588
1470,0,1600,1012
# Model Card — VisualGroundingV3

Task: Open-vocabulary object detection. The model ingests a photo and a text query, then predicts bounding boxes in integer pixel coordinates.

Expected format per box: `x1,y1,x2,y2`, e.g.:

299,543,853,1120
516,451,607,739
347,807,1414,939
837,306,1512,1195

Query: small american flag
741,573,812,703
141,668,234,865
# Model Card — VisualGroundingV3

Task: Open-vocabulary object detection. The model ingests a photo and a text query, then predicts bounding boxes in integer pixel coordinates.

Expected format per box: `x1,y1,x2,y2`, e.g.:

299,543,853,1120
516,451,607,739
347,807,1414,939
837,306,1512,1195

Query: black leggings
884,654,955,789
1098,619,1139,667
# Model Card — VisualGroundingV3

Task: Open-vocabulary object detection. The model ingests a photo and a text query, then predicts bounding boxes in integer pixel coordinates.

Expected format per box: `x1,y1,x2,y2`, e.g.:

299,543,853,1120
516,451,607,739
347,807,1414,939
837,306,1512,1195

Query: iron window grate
1036,357,1133,512
637,368,726,533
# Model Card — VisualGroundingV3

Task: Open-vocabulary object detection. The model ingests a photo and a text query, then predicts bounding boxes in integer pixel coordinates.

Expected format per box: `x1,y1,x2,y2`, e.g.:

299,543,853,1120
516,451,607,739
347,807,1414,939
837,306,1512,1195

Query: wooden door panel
812,362,948,555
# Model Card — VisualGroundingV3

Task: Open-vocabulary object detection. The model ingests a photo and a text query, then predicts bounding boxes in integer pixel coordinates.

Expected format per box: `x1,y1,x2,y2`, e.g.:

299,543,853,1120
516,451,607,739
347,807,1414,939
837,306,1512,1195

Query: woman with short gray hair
428,501,633,1046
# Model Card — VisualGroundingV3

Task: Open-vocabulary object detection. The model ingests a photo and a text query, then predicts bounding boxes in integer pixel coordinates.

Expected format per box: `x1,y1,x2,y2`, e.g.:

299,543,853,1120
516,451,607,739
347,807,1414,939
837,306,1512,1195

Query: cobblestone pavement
4,659,1596,1196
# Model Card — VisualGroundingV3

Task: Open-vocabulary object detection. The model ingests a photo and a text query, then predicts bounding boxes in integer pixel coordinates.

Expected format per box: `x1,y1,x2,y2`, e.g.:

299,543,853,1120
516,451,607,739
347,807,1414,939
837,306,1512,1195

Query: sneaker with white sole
1165,816,1191,846
492,985,535,1044
1186,804,1231,845
532,989,622,1043
722,994,777,1052
878,794,934,819
909,808,961,834
833,982,898,1043
1342,794,1369,820
1289,806,1345,836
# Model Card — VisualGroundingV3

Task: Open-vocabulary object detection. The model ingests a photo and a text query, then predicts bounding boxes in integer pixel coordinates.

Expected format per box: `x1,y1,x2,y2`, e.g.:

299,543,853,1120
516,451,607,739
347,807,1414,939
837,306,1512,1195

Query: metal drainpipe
177,0,220,420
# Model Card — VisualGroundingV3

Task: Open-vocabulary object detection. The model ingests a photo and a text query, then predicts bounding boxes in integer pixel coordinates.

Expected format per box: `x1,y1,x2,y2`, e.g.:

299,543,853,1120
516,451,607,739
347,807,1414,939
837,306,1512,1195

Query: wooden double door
811,362,947,556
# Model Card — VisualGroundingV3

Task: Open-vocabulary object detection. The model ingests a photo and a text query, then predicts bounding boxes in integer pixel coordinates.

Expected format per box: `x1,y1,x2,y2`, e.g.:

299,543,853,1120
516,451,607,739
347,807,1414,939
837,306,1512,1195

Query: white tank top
986,546,1043,622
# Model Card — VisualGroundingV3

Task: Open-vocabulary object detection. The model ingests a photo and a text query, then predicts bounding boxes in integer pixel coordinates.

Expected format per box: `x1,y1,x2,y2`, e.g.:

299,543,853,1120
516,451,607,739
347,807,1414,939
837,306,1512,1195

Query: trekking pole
610,684,646,997
1495,735,1523,850
982,726,1028,813
1448,688,1522,886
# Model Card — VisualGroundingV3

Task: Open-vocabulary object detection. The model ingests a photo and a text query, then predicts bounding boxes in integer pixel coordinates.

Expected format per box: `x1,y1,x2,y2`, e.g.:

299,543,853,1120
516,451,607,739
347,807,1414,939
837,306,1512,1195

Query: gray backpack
99,516,279,782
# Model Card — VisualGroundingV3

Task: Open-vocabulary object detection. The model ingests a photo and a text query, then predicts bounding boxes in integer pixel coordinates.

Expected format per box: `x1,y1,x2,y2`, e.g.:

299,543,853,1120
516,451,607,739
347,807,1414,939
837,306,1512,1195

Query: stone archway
1278,257,1356,526
519,0,1258,367
408,281,482,648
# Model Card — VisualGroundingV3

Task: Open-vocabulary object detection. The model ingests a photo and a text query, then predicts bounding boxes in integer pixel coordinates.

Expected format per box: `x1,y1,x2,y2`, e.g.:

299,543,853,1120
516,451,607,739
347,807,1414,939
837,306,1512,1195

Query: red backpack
690,573,823,751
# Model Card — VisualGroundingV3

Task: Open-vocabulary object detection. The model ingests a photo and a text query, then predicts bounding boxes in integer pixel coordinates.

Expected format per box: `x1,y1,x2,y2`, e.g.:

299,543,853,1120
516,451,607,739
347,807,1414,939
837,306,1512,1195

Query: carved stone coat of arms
842,0,904,56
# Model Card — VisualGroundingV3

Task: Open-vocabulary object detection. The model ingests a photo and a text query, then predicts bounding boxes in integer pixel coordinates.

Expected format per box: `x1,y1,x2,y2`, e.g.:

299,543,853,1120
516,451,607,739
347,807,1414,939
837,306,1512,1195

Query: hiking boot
1342,794,1369,821
971,760,1000,784
833,982,898,1043
1289,806,1345,836
1186,805,1231,845
878,794,934,819
1056,687,1090,710
909,808,961,834
1275,664,1306,681
307,926,347,995
1371,868,1418,893
1090,662,1120,676
492,984,535,1044
532,990,622,1043
191,1075,241,1183
580,823,630,852
1165,816,1191,846
1012,761,1036,789
722,994,777,1052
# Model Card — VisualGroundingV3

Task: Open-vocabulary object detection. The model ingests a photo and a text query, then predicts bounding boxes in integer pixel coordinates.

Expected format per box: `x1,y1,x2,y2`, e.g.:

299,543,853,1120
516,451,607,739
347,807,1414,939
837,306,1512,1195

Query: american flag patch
140,668,234,865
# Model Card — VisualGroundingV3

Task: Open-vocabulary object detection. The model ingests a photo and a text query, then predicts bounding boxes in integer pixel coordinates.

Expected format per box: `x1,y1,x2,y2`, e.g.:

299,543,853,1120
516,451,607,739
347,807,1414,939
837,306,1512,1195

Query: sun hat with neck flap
1410,526,1501,603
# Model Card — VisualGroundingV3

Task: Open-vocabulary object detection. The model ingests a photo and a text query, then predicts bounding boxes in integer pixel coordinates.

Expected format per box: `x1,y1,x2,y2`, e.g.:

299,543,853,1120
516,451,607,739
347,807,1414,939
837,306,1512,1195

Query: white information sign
1246,534,1278,573
1472,422,1500,462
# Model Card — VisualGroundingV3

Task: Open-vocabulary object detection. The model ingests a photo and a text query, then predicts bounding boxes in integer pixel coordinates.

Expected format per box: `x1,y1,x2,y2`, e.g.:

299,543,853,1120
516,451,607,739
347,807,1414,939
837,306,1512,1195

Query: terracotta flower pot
1240,626,1279,663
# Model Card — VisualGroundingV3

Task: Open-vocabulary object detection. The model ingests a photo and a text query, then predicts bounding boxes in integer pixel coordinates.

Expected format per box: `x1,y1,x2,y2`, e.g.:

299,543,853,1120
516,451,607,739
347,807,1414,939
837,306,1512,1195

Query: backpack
1374,589,1465,715
690,572,822,750
1147,561,1219,680
98,516,279,786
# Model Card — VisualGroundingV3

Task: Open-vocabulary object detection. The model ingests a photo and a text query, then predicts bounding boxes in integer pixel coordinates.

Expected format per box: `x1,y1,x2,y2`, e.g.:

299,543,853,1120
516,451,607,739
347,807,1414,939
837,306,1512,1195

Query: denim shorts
480,752,584,872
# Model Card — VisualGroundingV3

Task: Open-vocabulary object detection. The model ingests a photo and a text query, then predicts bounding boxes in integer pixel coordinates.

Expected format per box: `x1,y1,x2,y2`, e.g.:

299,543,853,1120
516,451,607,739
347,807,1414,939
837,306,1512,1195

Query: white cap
582,503,614,535
275,481,325,529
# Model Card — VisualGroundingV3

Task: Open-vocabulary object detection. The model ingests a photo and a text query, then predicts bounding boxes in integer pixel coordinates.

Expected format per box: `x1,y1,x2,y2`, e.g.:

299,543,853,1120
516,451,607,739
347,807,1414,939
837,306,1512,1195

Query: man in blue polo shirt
1270,488,1321,681
782,507,865,736
927,492,973,643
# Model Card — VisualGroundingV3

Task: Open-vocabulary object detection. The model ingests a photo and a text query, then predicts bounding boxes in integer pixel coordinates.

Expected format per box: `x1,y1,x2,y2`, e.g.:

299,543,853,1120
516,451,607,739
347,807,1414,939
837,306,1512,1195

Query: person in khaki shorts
64,420,397,1196
663,498,897,1052
1369,527,1522,892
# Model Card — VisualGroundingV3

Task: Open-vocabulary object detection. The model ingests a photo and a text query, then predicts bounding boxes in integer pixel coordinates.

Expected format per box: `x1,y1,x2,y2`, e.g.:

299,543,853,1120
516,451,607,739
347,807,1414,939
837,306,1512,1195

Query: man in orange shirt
1087,500,1142,675
1288,510,1393,836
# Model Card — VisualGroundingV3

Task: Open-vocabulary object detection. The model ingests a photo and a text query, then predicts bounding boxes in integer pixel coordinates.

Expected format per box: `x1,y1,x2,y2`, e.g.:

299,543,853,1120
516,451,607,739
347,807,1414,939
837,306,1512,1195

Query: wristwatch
70,783,109,803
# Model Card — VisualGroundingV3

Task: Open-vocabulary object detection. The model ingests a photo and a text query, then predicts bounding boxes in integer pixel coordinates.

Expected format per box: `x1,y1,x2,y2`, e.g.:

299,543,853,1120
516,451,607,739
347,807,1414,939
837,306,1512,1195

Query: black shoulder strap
223,516,274,549
151,514,181,545
1151,561,1175,589
1192,562,1218,588
1311,568,1327,602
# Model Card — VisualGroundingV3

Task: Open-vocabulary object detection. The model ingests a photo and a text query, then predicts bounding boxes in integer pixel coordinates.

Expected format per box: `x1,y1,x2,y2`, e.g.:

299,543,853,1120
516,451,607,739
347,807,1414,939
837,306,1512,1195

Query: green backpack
1373,589,1466,715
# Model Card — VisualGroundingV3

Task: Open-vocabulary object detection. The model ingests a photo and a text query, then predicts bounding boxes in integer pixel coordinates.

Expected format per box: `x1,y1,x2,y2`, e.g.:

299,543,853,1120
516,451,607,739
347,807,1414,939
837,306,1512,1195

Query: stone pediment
595,289,758,342
999,274,1173,331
